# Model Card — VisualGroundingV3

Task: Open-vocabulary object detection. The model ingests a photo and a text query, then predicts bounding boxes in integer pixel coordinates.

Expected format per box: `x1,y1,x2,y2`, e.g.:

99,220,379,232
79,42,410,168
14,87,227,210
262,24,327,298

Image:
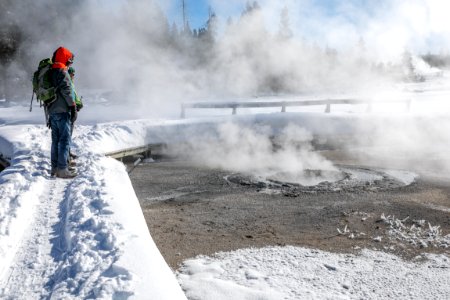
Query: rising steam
2,0,450,177
169,122,337,184
2,0,449,109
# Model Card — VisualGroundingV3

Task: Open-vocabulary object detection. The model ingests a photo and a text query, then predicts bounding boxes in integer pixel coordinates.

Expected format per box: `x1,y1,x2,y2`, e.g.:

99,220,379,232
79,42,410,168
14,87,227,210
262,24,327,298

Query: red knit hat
52,46,74,69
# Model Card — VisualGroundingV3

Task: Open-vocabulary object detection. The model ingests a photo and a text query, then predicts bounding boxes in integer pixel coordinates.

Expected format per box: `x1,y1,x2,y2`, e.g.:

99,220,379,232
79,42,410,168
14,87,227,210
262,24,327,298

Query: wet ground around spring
128,154,450,270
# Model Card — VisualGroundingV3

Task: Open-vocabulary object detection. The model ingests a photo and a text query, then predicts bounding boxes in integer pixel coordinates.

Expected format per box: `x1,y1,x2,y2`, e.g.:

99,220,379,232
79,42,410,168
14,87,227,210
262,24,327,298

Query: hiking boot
69,152,78,159
56,168,77,179
69,160,76,167
68,166,76,172
50,168,57,177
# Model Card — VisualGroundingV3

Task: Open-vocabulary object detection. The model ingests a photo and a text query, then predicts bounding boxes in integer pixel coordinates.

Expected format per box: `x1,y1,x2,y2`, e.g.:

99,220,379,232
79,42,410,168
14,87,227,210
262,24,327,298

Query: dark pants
69,122,74,155
50,112,71,170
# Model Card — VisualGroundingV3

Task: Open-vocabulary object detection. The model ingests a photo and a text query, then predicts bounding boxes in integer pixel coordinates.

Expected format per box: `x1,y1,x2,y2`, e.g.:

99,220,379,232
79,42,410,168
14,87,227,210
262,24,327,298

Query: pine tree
171,22,179,39
242,1,260,16
197,7,217,44
278,6,293,40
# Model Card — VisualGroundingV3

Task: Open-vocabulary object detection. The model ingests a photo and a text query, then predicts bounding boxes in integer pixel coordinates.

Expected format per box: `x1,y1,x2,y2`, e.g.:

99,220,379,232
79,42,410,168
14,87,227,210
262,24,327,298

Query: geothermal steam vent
226,165,417,195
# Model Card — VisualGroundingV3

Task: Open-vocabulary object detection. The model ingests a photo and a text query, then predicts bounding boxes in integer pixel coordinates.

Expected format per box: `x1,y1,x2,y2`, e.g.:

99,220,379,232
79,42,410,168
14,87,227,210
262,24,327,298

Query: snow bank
177,246,450,300
0,125,186,299
48,153,186,299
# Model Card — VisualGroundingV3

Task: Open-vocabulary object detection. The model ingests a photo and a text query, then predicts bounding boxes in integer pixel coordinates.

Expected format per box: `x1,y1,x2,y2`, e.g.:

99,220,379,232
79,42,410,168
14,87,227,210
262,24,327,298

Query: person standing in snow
48,46,77,178
67,66,83,162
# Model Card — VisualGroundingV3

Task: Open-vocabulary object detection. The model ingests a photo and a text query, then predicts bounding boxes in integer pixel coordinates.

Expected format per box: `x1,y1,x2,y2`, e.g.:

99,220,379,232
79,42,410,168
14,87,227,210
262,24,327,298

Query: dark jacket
48,47,76,115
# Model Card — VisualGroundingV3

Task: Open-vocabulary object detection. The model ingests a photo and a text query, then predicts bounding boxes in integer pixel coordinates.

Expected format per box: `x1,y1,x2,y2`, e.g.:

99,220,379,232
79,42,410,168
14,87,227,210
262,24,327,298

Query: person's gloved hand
47,120,51,129
70,106,78,123
76,102,83,112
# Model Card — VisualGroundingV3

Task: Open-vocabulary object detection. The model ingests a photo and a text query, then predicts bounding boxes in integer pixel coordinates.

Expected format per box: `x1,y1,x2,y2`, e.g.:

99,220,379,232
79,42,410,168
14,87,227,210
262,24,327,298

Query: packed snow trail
1,177,69,298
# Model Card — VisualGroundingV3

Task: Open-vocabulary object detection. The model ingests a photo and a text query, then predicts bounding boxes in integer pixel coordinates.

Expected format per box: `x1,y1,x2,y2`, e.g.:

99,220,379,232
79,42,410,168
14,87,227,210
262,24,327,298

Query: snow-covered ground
1,74,450,298
0,124,186,299
177,247,450,300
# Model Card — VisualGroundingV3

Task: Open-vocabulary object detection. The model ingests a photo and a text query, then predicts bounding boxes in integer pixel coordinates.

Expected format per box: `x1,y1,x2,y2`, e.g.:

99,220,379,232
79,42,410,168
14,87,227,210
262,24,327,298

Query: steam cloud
2,0,449,109
169,122,337,183
351,114,450,176
2,0,450,177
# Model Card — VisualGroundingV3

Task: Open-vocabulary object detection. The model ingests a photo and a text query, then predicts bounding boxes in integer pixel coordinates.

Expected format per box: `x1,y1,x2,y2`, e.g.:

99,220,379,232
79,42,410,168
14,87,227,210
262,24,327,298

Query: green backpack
32,58,56,107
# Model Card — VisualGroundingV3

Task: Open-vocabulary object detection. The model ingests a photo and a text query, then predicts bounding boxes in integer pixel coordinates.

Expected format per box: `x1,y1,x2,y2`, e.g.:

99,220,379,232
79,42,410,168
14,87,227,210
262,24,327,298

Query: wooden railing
104,144,165,159
180,98,412,118
105,144,166,173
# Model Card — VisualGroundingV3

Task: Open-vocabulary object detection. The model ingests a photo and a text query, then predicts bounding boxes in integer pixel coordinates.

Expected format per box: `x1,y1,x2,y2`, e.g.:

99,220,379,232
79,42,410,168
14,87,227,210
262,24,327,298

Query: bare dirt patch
129,158,450,269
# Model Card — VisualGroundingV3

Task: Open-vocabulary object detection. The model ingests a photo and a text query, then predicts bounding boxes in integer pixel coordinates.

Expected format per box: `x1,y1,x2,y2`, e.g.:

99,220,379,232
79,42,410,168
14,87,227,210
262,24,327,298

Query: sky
156,0,212,30
156,0,381,31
